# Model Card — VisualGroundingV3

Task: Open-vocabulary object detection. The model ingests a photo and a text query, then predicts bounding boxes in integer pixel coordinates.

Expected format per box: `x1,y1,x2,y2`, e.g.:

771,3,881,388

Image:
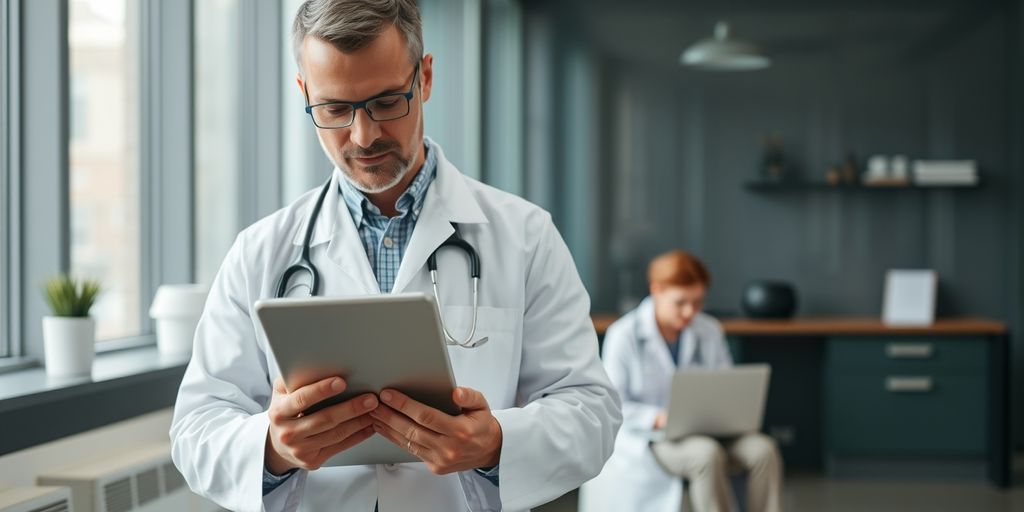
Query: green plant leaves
42,275,101,317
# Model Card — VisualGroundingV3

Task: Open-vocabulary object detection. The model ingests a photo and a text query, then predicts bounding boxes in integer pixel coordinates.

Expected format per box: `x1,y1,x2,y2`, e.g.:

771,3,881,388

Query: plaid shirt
338,140,438,293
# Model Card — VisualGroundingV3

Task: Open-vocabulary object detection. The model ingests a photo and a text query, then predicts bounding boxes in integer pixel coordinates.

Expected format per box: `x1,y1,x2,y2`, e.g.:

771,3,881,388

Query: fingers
378,389,456,434
273,377,287,394
293,393,378,438
299,414,375,452
370,404,442,449
372,420,431,462
452,387,489,410
311,425,376,468
280,377,346,417
273,415,376,471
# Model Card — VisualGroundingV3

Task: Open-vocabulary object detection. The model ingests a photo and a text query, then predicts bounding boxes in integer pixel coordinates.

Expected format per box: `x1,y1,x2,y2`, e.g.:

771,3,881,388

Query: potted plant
41,275,101,378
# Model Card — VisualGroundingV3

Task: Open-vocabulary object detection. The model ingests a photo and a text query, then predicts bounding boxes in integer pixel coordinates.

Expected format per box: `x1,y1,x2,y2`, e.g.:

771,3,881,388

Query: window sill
0,355,40,374
0,346,189,456
95,333,162,354
0,335,159,377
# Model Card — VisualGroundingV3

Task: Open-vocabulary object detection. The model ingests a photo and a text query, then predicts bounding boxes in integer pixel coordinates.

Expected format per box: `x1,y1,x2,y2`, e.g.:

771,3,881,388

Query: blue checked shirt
263,139,498,495
338,140,438,293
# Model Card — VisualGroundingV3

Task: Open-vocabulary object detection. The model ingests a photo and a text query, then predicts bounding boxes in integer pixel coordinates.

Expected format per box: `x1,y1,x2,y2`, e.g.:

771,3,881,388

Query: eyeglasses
303,63,420,129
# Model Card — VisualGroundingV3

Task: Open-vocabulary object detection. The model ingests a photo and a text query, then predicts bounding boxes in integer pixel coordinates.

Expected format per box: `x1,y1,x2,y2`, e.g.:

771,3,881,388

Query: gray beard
340,159,409,194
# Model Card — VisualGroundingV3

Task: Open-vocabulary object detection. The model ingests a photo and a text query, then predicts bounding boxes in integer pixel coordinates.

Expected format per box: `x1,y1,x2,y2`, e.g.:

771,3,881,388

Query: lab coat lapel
319,168,380,294
391,147,487,294
637,298,675,375
391,196,453,294
680,328,698,367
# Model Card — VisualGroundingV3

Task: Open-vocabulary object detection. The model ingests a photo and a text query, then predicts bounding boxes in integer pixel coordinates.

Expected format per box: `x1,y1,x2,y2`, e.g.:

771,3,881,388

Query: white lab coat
169,144,621,512
578,297,731,512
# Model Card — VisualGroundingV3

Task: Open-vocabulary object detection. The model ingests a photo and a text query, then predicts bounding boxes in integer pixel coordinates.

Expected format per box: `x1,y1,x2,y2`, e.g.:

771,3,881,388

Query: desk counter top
591,314,1006,337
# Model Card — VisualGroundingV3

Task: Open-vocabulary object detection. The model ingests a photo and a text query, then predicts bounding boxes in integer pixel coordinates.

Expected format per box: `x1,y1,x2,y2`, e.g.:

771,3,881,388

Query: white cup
867,155,889,178
150,284,208,356
891,155,909,179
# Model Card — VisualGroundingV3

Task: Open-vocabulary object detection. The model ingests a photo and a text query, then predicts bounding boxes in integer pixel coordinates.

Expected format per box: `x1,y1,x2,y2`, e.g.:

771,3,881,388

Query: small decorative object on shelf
891,155,909,181
862,154,910,187
825,164,841,185
760,135,791,182
41,274,101,378
839,152,858,185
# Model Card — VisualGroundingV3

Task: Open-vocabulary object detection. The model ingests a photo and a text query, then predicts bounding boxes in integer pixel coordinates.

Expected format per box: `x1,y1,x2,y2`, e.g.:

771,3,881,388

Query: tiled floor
536,474,1024,512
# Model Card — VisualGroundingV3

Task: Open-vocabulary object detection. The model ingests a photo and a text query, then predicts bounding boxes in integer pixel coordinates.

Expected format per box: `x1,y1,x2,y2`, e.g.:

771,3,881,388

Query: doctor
169,1,621,511
580,250,781,512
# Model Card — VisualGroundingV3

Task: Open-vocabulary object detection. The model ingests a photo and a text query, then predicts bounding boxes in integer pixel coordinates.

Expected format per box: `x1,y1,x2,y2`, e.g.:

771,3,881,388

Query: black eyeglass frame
302,62,421,129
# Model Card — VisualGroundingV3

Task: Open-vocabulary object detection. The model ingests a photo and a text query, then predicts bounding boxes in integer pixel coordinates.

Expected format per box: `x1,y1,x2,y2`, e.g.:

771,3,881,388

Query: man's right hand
265,376,379,474
653,410,668,430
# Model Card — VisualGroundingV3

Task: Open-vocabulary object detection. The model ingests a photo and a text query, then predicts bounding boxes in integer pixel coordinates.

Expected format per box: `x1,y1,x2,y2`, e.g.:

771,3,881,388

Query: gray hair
292,0,423,72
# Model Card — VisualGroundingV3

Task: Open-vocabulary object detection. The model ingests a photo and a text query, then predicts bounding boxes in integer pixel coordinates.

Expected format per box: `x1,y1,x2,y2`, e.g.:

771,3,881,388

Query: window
194,0,242,285
68,0,141,341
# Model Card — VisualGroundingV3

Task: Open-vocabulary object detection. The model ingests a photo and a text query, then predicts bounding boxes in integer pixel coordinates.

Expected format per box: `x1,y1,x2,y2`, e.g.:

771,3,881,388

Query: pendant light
681,21,771,71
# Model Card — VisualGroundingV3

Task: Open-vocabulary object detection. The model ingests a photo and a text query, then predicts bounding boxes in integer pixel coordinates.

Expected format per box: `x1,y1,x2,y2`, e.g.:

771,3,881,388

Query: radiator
35,443,192,512
0,486,72,512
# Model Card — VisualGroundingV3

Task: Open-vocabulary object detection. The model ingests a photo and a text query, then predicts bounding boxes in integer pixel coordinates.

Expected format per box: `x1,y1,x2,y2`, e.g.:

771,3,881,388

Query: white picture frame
882,269,937,326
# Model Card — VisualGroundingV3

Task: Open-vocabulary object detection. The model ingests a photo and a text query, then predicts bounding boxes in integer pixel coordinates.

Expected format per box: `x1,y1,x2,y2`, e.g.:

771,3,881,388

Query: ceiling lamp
681,21,771,71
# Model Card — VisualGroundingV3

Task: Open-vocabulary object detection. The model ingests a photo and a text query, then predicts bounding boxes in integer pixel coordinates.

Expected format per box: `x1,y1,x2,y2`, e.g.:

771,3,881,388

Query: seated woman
594,250,782,512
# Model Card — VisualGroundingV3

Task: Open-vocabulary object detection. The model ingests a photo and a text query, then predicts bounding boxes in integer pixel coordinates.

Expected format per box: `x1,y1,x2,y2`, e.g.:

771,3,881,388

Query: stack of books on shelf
912,160,978,186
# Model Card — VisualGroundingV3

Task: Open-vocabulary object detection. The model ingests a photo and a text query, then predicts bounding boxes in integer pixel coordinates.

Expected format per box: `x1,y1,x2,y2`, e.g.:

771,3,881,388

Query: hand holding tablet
264,376,378,474
256,293,472,467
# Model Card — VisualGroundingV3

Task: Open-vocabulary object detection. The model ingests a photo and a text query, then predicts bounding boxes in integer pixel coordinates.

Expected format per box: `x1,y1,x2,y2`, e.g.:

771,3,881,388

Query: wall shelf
743,180,981,192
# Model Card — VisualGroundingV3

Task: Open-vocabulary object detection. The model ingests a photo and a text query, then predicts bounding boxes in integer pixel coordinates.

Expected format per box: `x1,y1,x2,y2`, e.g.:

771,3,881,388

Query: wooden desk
591,314,1006,337
590,314,1010,487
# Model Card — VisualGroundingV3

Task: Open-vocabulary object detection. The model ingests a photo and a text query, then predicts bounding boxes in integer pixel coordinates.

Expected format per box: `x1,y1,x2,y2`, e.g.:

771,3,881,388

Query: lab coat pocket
443,306,522,410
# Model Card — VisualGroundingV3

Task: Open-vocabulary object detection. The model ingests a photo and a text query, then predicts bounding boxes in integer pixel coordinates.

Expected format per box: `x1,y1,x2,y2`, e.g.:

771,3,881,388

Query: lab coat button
383,237,395,249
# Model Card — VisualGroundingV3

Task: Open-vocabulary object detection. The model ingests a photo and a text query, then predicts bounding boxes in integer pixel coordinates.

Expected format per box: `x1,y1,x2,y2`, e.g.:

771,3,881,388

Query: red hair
647,250,710,288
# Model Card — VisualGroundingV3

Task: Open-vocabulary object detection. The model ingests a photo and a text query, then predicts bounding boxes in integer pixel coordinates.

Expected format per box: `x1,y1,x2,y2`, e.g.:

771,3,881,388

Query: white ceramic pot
150,284,208,356
42,316,96,378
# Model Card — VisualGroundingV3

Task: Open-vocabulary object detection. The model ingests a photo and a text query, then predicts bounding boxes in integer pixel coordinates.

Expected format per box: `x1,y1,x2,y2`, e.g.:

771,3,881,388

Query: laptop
656,364,771,442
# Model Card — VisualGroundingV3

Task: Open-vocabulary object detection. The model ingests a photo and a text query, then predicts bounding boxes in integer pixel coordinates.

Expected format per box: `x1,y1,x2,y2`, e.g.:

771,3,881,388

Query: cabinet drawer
827,337,988,374
826,373,987,457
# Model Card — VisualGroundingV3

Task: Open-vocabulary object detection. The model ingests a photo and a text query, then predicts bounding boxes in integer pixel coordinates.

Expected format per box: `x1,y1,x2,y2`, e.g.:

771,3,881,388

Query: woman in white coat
170,2,621,511
580,250,782,512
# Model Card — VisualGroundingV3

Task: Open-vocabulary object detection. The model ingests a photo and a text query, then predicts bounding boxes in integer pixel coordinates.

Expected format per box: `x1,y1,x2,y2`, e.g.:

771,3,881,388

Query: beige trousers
650,433,783,512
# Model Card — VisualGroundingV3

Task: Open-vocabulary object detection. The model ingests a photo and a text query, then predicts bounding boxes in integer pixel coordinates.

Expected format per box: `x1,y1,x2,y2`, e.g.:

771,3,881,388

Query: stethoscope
276,178,489,348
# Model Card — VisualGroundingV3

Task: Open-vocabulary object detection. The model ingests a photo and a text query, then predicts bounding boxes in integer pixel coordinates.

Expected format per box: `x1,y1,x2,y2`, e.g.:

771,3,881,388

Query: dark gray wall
525,0,1024,454
605,13,1011,319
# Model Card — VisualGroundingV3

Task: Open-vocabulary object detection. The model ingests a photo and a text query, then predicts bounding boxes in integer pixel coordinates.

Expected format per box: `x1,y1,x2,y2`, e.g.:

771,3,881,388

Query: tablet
254,292,460,466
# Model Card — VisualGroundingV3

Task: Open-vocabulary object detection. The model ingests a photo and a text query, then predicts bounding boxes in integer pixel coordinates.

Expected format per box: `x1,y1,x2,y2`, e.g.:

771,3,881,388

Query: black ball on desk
742,281,798,319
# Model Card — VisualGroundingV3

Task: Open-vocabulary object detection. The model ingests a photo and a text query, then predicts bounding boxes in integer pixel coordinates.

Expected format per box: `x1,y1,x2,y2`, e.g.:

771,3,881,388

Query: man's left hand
370,386,502,475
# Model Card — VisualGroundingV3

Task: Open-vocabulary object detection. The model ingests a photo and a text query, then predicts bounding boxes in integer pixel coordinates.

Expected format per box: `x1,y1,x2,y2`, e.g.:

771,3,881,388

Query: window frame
193,0,285,286
0,0,16,358
7,0,194,361
134,0,195,346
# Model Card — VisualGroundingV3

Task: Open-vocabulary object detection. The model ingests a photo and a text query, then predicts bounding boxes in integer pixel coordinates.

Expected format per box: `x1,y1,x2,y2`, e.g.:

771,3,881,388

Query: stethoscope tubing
277,177,487,348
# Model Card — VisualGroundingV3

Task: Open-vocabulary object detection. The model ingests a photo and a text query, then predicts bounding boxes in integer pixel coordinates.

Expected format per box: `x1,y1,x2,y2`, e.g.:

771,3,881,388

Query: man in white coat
169,1,621,510
581,250,781,512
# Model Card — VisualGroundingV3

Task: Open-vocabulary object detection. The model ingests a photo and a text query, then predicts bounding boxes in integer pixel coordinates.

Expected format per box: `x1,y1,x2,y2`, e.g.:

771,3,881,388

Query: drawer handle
885,376,933,393
885,343,934,359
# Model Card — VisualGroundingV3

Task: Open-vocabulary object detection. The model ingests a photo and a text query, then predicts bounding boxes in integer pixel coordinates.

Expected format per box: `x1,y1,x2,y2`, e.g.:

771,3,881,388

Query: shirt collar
338,137,438,226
